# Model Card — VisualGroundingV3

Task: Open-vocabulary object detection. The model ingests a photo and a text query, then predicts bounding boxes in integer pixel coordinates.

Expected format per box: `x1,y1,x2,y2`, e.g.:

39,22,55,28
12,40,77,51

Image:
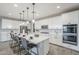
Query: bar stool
21,37,37,55
9,33,15,48
20,37,29,54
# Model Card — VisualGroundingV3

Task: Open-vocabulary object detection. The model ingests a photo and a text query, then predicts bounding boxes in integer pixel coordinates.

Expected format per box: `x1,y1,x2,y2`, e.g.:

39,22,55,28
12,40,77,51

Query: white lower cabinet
0,31,10,41
31,39,49,55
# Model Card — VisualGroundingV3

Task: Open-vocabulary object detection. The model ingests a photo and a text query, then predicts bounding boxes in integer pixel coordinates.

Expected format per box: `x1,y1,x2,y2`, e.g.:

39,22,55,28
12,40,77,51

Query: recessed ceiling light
8,13,12,16
14,4,18,7
57,6,60,9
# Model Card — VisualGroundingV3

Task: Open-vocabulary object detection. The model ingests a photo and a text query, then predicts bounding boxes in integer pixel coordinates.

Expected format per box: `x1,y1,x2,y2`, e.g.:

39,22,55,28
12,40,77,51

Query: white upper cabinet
62,10,79,24
2,19,19,29
2,19,26,29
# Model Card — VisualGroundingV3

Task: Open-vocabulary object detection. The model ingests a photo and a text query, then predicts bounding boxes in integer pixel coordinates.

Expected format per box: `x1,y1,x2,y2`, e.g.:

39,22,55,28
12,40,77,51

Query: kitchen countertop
19,33,49,44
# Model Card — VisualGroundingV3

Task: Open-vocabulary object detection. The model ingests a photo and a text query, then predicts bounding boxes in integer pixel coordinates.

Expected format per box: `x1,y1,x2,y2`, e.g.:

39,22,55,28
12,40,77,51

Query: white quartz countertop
19,33,49,44
26,36,49,44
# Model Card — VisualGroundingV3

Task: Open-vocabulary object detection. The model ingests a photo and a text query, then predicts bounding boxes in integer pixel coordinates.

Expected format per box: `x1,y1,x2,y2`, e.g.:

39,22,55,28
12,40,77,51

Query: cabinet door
37,41,44,55
1,31,10,41
43,39,49,54
62,10,79,24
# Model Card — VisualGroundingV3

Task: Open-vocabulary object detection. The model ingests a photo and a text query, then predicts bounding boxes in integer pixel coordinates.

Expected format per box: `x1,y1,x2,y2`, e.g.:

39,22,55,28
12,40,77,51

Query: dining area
9,31,49,55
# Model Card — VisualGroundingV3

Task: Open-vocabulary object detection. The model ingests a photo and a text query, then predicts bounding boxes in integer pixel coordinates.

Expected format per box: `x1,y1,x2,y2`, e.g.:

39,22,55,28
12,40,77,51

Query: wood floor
48,43,79,55
0,41,79,55
0,41,14,55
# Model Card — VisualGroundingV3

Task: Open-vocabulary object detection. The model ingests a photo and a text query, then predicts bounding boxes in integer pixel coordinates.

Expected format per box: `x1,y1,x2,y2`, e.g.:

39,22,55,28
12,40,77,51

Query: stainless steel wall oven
63,24,77,45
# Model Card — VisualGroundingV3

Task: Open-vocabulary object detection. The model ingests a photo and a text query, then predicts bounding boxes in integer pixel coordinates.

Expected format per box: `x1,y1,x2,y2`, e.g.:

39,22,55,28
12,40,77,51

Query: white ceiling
0,3,79,21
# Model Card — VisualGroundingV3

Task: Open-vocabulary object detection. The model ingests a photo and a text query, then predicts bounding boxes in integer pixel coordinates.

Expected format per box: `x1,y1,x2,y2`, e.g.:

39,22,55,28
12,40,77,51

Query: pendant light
26,7,29,24
22,10,26,25
22,10,25,20
32,3,35,23
26,7,29,20
31,3,35,32
19,12,22,21
19,12,23,25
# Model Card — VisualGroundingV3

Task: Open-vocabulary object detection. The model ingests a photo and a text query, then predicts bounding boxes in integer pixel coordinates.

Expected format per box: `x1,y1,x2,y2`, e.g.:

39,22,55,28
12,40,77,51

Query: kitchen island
19,33,49,55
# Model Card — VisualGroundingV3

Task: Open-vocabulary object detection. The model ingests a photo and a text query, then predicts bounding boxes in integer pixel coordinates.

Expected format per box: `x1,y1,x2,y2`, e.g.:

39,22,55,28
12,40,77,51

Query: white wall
35,10,79,51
